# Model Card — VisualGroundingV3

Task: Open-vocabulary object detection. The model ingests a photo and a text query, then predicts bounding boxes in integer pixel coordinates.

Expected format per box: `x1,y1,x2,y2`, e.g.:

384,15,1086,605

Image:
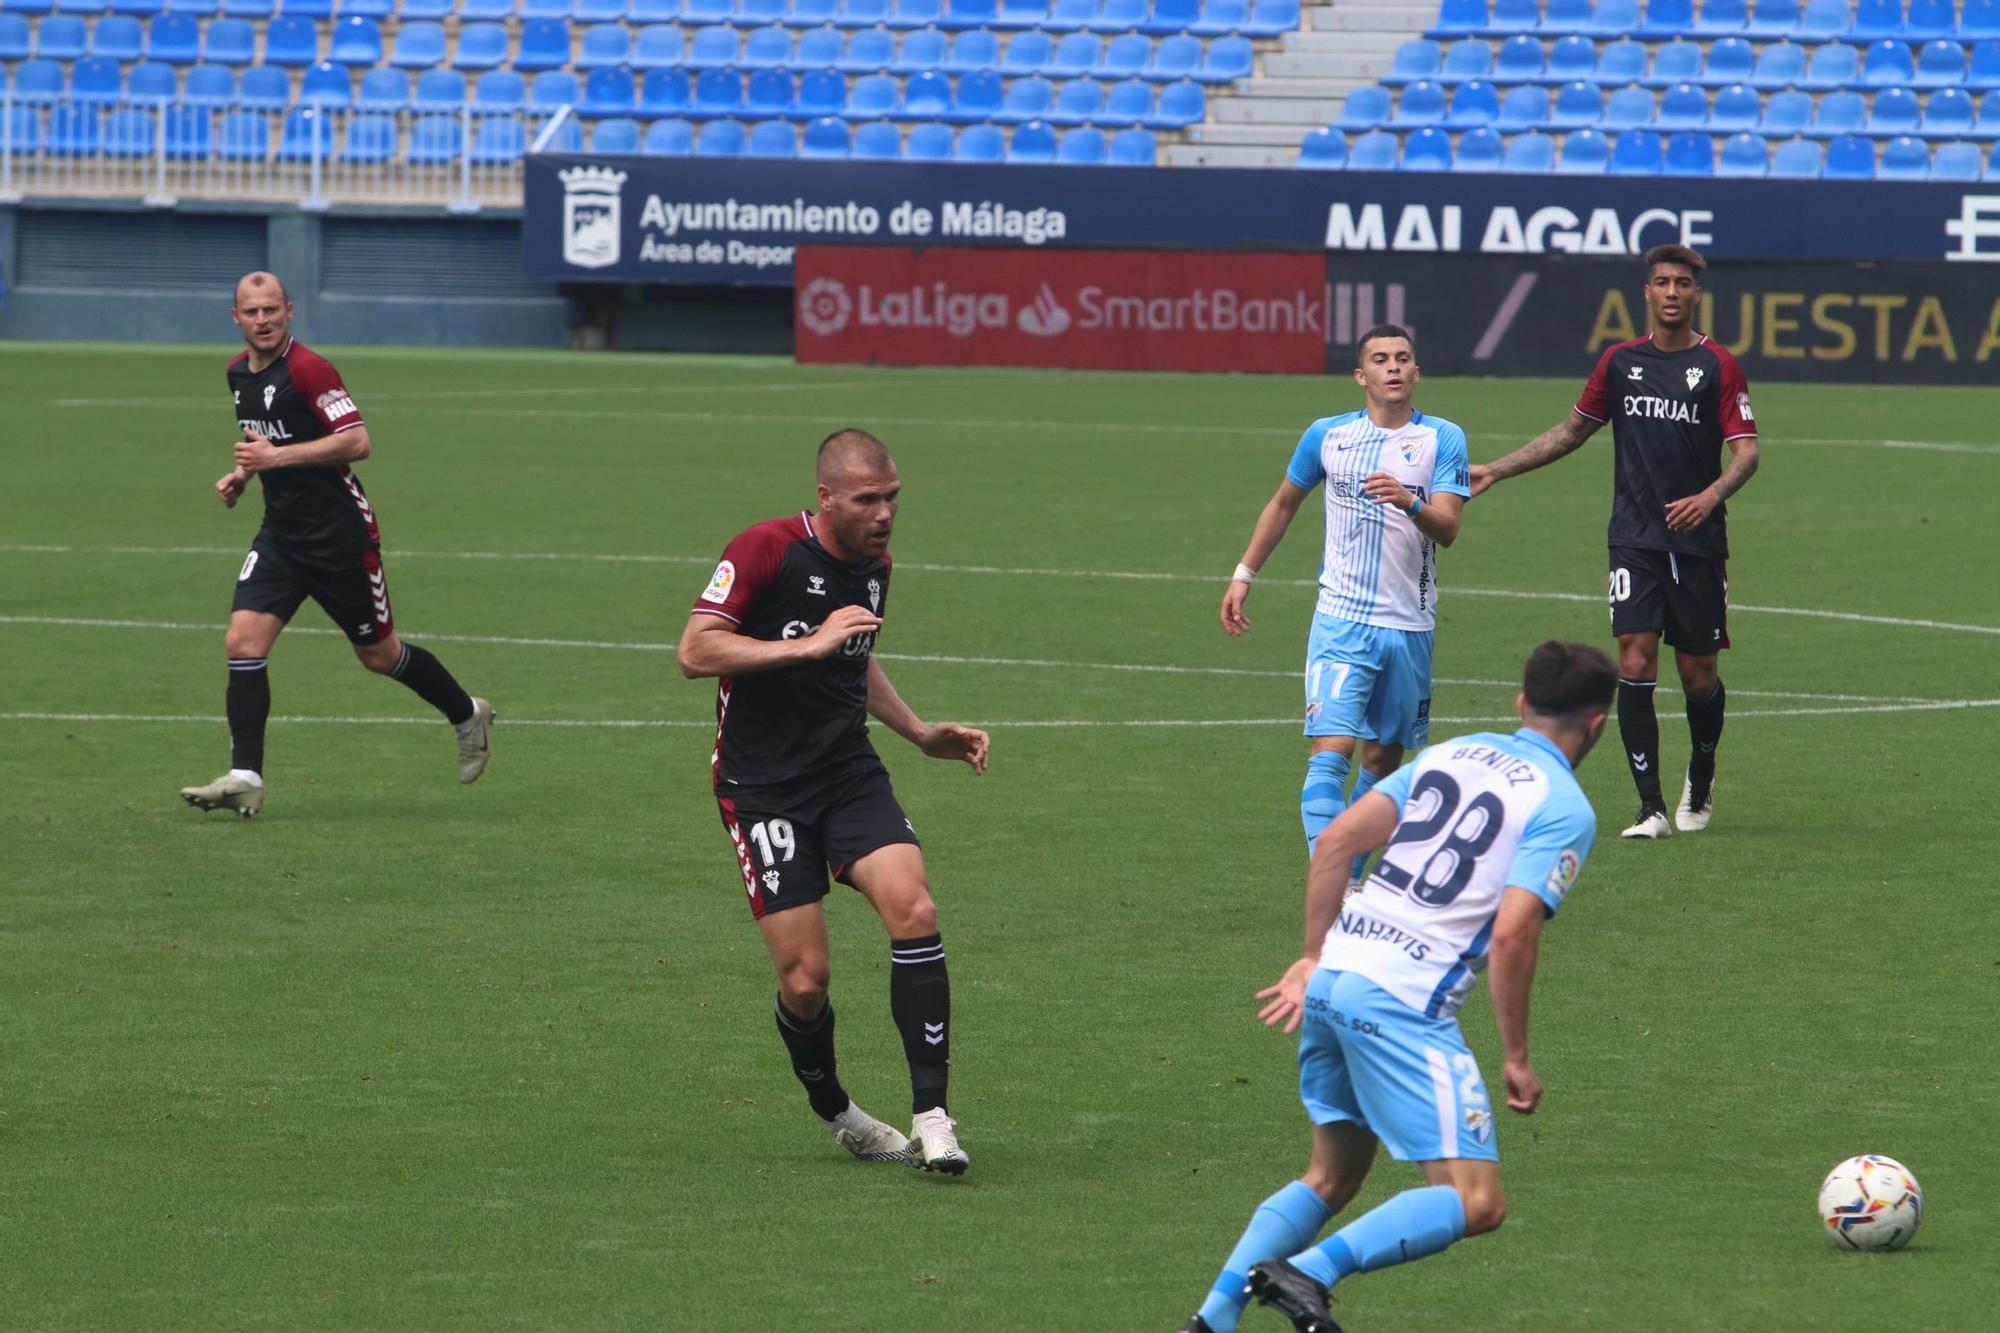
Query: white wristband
1232,563,1258,585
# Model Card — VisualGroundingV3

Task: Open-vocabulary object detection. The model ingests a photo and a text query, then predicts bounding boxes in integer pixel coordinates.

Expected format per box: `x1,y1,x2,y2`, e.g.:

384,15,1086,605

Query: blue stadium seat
1759,87,1813,130
1148,30,1204,78
1744,0,1800,36
846,71,898,116
997,72,1055,120
739,0,784,22
1861,38,1914,85
1008,118,1056,160
792,0,840,21
1296,124,1346,166
1546,34,1596,82
894,26,948,71
1644,40,1703,88
330,16,381,66
741,25,794,69
162,103,209,157
1869,84,1920,131
283,0,332,16
151,12,206,61
1440,38,1493,83
1905,0,1950,33
534,117,585,153
1716,128,1768,172
1493,33,1543,81
1596,38,1647,84
577,23,634,69
455,21,508,70
935,0,987,26
237,63,289,107
458,0,512,15
1487,0,1538,35
1876,132,1928,175
1453,123,1504,168
696,118,747,155
1390,78,1447,126
1989,138,2000,176
639,66,691,113
1042,29,1095,74
838,28,892,71
413,68,464,108
1401,124,1452,167
1107,124,1155,160
1051,75,1104,121
115,0,165,15
1851,0,1903,38
1823,130,1875,174
591,117,641,152
1057,123,1106,160
1769,133,1823,173
1502,127,1555,169
1800,42,1860,90
1383,37,1441,84
1557,125,1609,169
1696,0,1748,30
1048,0,1098,30
1658,81,1708,127
1795,0,1850,39
1640,0,1694,37
1098,32,1151,77
1922,85,1973,133
572,0,622,17
6,0,53,11
1347,127,1397,168
399,0,449,15
1549,79,1602,127
0,13,26,59
102,105,155,156
516,19,571,70
198,16,252,64
1811,89,1865,133
690,27,746,72
530,68,581,111
1003,29,1054,73
35,13,85,57
1929,138,1982,177
1097,74,1151,121
583,65,636,115
953,66,1004,117
1492,82,1550,129
1445,77,1499,125
791,26,843,70
1710,81,1759,127
277,106,335,161
1968,0,2000,38
407,113,463,163
1913,38,1967,86
1699,36,1754,86
357,67,408,109
796,66,847,114
1148,76,1203,124
91,14,143,59
70,55,123,101
1091,0,1149,29
1190,0,1248,35
903,120,954,156
48,103,102,155
948,28,1004,71
10,59,65,104
850,120,902,158
1428,0,1486,37
996,0,1049,25
1582,0,1640,36
1664,128,1713,171
470,117,525,160
301,60,352,105
836,0,888,23
955,121,1004,158
342,111,396,162
1750,40,1807,88
1142,0,1196,32
1973,40,2000,87
1602,83,1655,127
475,68,527,111
391,20,446,70
515,0,559,15
801,113,850,155
691,66,742,114
217,108,269,158
127,59,178,98
898,66,952,115
1539,0,1591,33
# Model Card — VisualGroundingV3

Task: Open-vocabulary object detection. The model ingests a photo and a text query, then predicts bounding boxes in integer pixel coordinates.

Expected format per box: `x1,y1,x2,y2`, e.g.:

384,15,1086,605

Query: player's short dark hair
1355,324,1415,363
1521,640,1616,722
816,428,894,485
1643,245,1706,280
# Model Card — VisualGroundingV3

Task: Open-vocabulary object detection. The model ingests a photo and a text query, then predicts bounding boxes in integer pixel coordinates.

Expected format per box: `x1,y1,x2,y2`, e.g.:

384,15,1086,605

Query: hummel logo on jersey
1627,365,1645,381
233,389,241,407
1630,753,1650,772
807,575,827,596
263,384,277,411
1685,367,1705,391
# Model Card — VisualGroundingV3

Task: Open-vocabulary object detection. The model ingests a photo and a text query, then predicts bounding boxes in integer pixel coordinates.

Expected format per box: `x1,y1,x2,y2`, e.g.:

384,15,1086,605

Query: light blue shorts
1297,968,1499,1163
1303,614,1434,748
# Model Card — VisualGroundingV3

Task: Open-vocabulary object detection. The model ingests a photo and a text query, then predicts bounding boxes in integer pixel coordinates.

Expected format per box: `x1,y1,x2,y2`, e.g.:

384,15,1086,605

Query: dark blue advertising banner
522,156,2000,287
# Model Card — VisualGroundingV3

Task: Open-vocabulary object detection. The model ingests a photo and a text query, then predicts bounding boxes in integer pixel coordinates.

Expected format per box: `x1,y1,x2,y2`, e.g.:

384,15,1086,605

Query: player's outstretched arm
866,658,989,774
233,425,372,474
1221,479,1314,636
1468,412,1601,498
1487,887,1548,1113
676,604,880,680
1257,792,1400,1033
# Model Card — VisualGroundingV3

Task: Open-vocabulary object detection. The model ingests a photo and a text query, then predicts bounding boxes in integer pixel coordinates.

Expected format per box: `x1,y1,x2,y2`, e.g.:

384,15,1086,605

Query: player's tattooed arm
1666,435,1758,532
1469,412,1602,497
1710,435,1760,500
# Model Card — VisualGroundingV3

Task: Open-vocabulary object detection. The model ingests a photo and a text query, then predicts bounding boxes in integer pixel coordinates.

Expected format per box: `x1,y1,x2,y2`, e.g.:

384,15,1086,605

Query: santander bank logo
1017,283,1071,338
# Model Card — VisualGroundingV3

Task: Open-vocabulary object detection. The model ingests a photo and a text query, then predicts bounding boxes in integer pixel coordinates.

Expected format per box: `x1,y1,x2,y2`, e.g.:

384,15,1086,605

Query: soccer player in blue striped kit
1180,641,1615,1333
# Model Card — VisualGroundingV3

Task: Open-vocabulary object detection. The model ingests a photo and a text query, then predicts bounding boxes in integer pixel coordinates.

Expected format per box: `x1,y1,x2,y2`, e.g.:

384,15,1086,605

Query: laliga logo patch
700,560,736,605
798,277,853,336
1685,367,1705,391
1464,1107,1493,1145
1546,848,1582,902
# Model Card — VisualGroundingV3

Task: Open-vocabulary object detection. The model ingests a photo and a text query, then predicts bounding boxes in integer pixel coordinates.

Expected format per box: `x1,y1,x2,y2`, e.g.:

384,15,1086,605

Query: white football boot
1620,806,1673,840
821,1102,912,1162
455,698,495,784
180,771,263,818
1675,767,1715,832
909,1108,970,1175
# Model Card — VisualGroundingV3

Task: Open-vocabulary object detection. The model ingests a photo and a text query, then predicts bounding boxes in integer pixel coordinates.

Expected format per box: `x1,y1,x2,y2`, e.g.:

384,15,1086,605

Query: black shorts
1608,546,1729,653
716,763,920,921
231,533,395,646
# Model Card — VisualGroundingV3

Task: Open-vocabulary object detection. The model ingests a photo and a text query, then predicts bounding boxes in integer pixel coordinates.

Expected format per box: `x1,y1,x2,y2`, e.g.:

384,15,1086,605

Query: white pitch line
47,380,902,409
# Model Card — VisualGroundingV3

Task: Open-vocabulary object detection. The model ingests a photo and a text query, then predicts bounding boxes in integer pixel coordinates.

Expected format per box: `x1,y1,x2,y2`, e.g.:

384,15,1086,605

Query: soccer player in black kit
1471,245,1760,840
180,271,493,817
678,429,989,1174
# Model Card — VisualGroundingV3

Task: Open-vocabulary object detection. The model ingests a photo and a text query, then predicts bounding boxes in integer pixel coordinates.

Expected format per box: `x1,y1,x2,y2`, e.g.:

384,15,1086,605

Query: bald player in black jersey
1470,245,1760,841
679,429,989,1175
180,272,493,818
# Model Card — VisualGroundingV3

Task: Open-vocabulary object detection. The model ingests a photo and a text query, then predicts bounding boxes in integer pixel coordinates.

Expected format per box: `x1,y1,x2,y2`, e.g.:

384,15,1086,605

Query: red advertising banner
793,246,1327,374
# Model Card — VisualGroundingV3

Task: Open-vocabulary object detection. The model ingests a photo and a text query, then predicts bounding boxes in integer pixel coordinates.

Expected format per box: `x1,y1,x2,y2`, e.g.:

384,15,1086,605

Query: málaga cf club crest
560,166,626,270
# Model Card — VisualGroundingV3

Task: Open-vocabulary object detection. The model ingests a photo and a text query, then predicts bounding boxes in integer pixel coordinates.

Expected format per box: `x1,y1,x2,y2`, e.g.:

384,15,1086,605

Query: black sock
890,934,951,1115
1686,680,1725,786
389,642,474,726
773,996,851,1122
1617,677,1664,807
227,658,269,773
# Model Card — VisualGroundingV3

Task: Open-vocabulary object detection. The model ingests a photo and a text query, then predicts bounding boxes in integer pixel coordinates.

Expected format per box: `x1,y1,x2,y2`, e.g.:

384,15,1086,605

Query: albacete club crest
866,578,881,612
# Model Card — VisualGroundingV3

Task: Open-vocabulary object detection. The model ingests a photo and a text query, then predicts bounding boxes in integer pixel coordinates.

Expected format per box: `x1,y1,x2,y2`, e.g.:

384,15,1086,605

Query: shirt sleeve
288,353,365,435
1284,421,1329,491
1716,350,1757,442
692,524,787,625
1503,788,1597,918
1574,346,1617,424
1430,421,1472,498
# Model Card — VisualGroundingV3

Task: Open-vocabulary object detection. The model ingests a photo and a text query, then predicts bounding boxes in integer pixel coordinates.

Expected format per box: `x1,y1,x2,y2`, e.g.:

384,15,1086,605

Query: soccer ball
1818,1154,1923,1251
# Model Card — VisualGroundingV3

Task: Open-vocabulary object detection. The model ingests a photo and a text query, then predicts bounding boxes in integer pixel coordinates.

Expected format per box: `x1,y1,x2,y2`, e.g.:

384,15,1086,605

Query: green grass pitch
2,344,1995,1331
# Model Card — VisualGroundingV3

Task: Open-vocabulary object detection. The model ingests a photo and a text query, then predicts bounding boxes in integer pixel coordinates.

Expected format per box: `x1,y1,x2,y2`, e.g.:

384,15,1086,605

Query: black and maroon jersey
227,338,378,554
1575,334,1756,559
693,510,892,794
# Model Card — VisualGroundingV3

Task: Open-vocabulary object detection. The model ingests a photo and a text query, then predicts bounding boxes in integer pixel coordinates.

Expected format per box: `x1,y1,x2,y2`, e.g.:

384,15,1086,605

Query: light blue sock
1302,752,1351,855
1290,1185,1467,1288
1346,767,1386,882
1196,1181,1333,1333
